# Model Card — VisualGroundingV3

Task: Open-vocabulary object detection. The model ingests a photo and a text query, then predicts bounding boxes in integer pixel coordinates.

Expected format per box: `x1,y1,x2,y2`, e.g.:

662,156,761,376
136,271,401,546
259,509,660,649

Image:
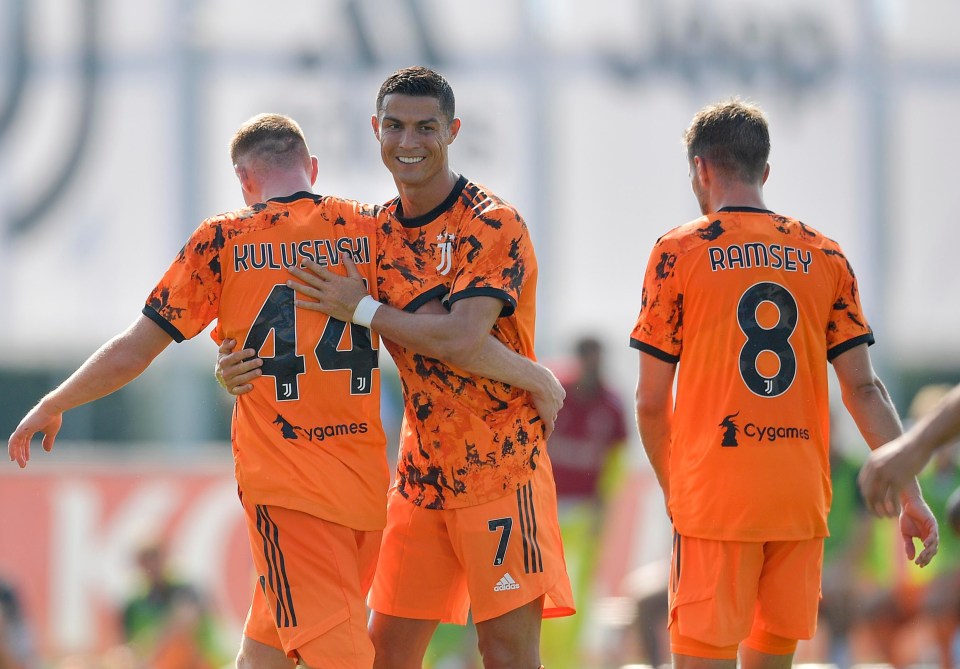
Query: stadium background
1,0,959,666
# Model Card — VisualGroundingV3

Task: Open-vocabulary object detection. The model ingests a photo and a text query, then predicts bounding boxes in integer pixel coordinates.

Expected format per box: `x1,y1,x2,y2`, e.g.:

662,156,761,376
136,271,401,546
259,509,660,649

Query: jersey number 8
736,281,797,398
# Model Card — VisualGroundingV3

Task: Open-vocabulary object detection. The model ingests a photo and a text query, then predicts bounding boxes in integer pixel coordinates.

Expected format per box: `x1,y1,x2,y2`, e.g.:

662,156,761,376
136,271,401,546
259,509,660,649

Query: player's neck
707,184,767,213
396,169,459,219
257,175,314,203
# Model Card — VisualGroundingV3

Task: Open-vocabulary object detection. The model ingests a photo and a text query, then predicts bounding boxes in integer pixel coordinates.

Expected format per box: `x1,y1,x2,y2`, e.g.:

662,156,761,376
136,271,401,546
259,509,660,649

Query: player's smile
374,93,459,194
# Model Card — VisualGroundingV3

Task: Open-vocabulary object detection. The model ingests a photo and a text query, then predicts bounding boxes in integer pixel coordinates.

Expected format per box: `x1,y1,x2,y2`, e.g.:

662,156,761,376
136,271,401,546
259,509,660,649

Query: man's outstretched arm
859,383,960,512
8,316,172,467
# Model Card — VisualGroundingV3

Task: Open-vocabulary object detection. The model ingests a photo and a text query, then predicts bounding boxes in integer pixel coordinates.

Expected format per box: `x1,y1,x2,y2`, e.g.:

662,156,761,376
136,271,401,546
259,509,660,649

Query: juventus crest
436,232,456,275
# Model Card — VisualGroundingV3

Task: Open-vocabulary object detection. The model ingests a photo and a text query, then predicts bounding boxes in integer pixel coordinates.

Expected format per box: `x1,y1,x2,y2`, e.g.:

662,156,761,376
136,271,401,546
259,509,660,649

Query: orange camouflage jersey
630,208,874,542
144,192,392,531
374,176,543,510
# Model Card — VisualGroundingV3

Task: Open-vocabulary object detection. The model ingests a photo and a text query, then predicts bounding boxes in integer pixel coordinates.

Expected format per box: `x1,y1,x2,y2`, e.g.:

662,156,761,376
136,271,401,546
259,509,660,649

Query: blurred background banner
2,0,960,667
2,0,959,380
0,449,251,659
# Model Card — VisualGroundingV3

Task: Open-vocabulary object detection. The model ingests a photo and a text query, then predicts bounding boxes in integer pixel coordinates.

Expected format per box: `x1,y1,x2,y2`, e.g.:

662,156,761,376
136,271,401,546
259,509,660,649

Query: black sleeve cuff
447,287,516,318
403,285,449,313
142,305,186,343
827,332,875,362
629,338,680,364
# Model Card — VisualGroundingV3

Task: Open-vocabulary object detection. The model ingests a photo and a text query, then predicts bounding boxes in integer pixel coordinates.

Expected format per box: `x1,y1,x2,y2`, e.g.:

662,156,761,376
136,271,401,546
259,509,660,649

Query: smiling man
318,66,576,669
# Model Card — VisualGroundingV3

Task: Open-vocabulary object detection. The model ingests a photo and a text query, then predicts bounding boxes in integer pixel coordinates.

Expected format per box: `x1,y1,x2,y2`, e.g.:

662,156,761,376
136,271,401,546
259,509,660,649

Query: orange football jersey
144,192,392,531
630,208,874,541
375,176,543,510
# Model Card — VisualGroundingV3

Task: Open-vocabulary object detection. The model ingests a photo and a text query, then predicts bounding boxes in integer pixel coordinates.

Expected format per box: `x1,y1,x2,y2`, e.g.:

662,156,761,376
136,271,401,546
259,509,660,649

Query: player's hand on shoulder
216,339,261,396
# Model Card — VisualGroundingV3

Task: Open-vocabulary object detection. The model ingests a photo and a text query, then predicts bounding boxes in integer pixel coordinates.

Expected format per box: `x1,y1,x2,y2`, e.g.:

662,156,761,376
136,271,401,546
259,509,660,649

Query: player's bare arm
286,257,565,435
8,316,172,468
859,383,960,512
833,343,939,565
635,351,677,516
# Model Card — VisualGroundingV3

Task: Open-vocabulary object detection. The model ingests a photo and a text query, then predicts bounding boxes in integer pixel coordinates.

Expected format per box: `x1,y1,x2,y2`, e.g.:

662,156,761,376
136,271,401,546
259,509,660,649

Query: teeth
398,157,423,164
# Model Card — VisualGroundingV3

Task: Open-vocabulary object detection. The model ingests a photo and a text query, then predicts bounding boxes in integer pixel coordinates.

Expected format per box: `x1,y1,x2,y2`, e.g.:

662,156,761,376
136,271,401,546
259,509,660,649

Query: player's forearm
636,405,672,495
43,318,171,414
842,376,924,500
905,384,960,458
370,306,483,368
456,336,553,393
43,343,150,414
842,375,903,451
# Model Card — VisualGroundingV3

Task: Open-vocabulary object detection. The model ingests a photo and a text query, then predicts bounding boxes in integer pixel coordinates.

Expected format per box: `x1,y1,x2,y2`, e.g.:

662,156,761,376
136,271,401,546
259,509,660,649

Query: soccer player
629,99,938,669
6,113,558,669
220,67,574,669
860,382,960,517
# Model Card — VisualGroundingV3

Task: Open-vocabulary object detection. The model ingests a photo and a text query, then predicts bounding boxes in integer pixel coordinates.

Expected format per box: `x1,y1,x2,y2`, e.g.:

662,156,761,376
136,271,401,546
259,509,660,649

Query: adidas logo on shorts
494,573,521,592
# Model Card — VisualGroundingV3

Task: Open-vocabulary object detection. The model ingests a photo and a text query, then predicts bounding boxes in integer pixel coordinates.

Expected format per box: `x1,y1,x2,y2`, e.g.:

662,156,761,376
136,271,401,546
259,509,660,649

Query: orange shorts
241,500,381,669
368,461,575,624
668,532,823,660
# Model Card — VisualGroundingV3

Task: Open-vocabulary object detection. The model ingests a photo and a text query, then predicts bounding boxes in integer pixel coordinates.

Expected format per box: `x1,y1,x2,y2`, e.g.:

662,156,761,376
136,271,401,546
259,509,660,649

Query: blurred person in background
623,559,671,668
0,578,32,669
120,540,223,669
540,335,628,669
630,98,939,669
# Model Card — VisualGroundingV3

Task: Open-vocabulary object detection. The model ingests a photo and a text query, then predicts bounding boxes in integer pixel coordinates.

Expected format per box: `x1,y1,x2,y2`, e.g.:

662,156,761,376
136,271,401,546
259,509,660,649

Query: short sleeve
629,238,683,363
374,213,445,312
824,246,875,360
446,206,531,318
143,220,222,342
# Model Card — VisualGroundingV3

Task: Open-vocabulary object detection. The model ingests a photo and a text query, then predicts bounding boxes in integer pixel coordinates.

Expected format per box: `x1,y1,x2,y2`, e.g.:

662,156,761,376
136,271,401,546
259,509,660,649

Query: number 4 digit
243,285,305,402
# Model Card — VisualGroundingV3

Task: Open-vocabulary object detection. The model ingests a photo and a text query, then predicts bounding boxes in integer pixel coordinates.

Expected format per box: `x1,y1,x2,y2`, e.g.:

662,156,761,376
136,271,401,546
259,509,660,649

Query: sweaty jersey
630,207,874,542
375,176,543,510
144,192,392,531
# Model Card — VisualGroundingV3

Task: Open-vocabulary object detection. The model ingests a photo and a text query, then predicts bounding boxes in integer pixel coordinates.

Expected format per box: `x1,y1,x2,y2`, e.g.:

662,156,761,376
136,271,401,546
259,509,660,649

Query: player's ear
235,164,251,192
310,155,319,186
447,117,461,144
371,114,381,140
762,162,770,185
691,156,706,185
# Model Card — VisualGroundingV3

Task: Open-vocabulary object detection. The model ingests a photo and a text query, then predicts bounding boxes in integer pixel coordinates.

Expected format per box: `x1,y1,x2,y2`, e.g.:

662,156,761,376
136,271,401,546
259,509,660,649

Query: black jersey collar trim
717,206,774,214
267,191,320,204
395,175,467,228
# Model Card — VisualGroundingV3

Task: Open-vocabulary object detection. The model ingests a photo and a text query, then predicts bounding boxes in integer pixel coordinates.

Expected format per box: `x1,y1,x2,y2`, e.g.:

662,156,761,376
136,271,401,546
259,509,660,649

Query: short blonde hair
229,113,309,169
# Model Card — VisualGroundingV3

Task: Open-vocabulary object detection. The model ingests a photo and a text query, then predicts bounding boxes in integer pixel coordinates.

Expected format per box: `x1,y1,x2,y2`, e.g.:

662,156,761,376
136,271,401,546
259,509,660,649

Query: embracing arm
635,351,677,516
834,343,938,565
285,260,564,433
377,298,557,391
8,315,173,467
859,383,960,512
